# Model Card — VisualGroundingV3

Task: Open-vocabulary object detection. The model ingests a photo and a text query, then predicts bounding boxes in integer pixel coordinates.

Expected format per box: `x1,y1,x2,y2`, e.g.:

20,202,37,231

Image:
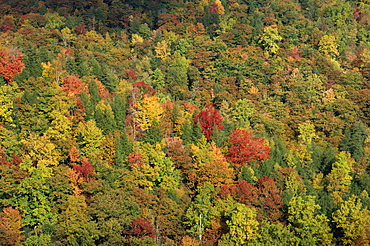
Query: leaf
0,47,25,82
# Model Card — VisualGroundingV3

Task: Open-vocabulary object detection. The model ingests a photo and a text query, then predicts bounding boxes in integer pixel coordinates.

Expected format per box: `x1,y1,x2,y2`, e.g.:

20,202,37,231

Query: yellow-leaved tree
135,95,164,131
327,151,354,205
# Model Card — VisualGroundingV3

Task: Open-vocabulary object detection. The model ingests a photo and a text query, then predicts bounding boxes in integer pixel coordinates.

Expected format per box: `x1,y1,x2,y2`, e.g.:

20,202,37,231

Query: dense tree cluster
0,0,370,245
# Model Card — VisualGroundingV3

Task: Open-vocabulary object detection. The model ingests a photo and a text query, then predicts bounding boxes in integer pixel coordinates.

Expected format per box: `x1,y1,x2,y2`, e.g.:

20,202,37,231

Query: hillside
0,0,370,245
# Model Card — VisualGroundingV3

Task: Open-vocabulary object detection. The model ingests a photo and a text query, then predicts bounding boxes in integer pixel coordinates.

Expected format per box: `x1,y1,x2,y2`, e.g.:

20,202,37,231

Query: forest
0,0,370,245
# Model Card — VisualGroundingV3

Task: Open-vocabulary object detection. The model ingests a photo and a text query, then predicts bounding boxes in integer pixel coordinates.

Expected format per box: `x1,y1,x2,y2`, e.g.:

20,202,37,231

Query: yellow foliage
154,40,170,59
135,96,164,131
319,34,339,58
180,236,200,246
131,34,144,45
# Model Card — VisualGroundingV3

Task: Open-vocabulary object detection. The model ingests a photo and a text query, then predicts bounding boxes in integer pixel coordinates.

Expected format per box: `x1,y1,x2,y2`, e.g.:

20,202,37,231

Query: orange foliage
0,47,25,82
62,75,87,95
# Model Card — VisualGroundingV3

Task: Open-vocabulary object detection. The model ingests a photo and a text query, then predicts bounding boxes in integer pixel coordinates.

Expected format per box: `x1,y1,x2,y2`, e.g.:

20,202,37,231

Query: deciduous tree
227,128,270,166
194,104,224,140
0,47,25,82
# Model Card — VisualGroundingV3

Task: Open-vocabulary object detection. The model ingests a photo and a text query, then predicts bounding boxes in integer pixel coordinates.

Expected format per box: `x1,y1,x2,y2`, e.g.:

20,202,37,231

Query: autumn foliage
73,157,95,182
0,207,23,245
62,75,86,95
0,47,25,82
227,129,270,166
194,104,224,140
123,217,155,239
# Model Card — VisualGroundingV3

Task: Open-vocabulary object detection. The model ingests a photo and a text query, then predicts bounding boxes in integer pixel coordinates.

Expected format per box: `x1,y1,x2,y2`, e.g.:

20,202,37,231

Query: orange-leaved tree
0,47,25,83
227,128,270,166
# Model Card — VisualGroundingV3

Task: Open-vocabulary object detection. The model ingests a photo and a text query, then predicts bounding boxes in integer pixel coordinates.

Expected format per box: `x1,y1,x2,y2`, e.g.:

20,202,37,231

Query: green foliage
332,195,370,245
288,195,333,245
1,1,370,244
220,203,259,245
258,26,282,56
340,121,367,162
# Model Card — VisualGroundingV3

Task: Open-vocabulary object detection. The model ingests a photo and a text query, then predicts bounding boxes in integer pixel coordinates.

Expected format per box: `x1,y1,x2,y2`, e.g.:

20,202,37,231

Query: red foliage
123,217,155,239
70,97,86,126
219,180,258,204
17,15,28,27
256,176,284,222
95,79,110,99
0,17,14,33
74,23,87,35
127,68,138,80
290,46,303,59
0,47,25,83
193,104,224,140
132,81,156,97
209,3,219,13
73,157,95,182
0,150,22,166
62,75,86,95
227,129,270,166
127,152,144,168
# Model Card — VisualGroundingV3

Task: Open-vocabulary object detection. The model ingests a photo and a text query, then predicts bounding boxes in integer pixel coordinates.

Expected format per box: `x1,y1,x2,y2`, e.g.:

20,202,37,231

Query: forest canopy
0,0,370,245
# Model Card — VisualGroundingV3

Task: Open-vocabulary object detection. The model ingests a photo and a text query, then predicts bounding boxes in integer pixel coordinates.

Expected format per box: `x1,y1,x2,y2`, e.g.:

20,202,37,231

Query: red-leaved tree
73,157,95,182
123,217,155,239
227,128,270,166
62,75,87,95
0,47,25,83
256,176,284,222
219,180,258,204
127,152,144,169
194,104,224,140
0,17,14,33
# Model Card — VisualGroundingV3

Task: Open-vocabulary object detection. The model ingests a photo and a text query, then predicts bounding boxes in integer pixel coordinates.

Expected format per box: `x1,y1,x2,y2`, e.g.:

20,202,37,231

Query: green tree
288,195,333,245
56,195,98,245
340,121,367,162
75,120,105,160
184,182,218,243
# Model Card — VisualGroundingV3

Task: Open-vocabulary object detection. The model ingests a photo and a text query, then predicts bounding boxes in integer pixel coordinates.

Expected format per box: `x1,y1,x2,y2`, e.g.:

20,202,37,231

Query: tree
184,182,218,243
258,26,282,56
75,120,105,160
0,16,14,33
123,217,155,239
227,128,270,166
0,207,24,246
0,83,21,127
94,100,117,134
332,195,370,245
288,195,333,245
0,47,25,82
340,121,367,162
194,104,224,141
88,184,141,245
327,151,354,205
256,176,284,222
196,142,235,187
56,195,98,245
219,203,259,245
135,95,164,131
61,75,87,96
232,98,256,128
